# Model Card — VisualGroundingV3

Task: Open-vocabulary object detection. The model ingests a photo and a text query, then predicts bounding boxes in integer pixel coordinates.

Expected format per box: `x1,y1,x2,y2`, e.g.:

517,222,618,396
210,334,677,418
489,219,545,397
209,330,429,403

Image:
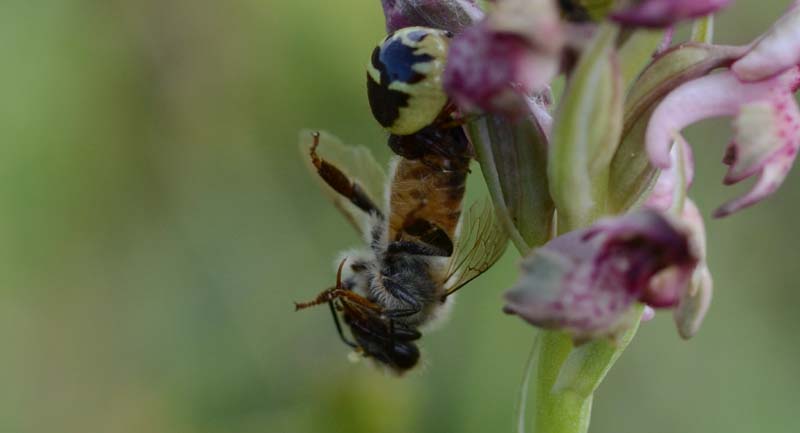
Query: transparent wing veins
443,197,509,297
298,129,387,235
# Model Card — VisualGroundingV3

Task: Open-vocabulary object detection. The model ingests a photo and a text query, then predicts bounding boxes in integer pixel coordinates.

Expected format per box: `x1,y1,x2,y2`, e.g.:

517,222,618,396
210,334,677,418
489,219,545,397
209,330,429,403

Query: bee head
366,26,452,136
356,330,421,373
346,315,421,373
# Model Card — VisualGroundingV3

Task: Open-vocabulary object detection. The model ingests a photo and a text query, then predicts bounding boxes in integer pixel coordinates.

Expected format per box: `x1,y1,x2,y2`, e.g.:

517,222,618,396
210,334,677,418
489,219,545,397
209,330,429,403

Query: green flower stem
520,310,644,433
519,331,589,433
691,15,715,43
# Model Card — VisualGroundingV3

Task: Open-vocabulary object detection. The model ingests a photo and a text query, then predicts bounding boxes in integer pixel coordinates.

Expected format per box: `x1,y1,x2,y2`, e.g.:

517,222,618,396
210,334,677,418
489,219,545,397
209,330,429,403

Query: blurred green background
1,1,798,432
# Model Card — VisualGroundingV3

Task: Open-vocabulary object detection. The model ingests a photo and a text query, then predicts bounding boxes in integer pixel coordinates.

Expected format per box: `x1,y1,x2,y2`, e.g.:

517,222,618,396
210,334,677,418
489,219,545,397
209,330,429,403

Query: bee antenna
335,257,348,290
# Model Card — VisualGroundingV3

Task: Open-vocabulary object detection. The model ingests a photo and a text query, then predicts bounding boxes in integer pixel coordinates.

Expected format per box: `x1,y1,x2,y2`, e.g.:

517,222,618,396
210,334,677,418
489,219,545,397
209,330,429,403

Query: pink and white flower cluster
382,0,800,341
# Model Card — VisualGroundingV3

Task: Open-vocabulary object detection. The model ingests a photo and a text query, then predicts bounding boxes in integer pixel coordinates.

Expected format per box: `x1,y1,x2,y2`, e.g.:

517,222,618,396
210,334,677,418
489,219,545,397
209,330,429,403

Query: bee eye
366,26,450,136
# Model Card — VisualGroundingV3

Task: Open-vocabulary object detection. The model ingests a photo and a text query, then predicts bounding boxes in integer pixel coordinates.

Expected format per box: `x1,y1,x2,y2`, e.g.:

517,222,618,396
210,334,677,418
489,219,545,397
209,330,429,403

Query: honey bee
295,131,508,373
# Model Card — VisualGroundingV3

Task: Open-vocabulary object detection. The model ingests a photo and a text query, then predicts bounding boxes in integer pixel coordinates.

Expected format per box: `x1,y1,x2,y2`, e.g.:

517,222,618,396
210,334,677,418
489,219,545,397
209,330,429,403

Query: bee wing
443,197,509,296
299,130,387,235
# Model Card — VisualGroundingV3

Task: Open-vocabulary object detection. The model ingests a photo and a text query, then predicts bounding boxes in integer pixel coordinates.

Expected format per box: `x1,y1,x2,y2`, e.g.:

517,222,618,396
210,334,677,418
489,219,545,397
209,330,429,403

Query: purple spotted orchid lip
646,2,800,218
646,67,800,218
611,0,732,28
503,210,699,341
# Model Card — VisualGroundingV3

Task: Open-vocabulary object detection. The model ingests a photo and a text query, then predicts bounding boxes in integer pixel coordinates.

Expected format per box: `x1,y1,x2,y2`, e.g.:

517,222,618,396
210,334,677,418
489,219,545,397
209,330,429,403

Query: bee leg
328,301,358,349
383,308,421,319
390,323,421,341
296,258,382,312
309,132,383,218
294,288,381,312
381,277,424,312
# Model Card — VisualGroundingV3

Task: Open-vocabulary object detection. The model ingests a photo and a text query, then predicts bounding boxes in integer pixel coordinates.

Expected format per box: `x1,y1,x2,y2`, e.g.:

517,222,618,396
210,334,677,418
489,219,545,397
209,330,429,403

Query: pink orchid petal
611,0,732,28
673,199,713,339
646,137,695,212
724,92,800,184
486,0,563,53
642,306,656,322
733,1,800,82
714,157,795,217
646,70,798,169
504,211,698,341
381,0,484,33
674,265,713,339
681,199,707,256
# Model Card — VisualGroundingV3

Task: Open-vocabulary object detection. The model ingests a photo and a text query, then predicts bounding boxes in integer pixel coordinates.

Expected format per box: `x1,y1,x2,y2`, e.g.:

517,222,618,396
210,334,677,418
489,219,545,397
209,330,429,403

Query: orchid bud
443,0,563,115
549,24,622,231
467,111,555,253
444,23,560,115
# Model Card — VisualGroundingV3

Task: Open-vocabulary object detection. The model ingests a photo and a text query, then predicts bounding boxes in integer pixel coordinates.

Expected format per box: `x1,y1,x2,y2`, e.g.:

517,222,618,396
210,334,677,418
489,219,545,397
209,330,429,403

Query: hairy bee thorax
387,123,473,164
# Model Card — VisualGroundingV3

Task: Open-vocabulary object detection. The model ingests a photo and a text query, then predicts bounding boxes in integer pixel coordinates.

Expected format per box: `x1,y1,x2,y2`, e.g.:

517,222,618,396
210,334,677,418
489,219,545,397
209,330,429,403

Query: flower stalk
520,312,641,433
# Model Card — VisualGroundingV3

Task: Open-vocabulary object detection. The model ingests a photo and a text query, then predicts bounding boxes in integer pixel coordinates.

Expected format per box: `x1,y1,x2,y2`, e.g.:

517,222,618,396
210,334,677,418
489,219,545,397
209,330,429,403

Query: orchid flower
646,3,800,217
443,0,563,114
504,134,712,342
504,209,699,341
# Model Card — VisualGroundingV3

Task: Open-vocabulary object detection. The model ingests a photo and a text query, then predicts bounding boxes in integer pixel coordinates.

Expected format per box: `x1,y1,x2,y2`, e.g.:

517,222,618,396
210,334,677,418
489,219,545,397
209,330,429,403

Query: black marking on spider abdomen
375,31,432,84
368,72,410,129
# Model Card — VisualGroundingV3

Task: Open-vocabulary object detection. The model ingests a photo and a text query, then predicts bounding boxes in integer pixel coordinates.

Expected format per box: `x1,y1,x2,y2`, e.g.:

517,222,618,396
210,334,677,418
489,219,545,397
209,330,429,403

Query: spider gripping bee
295,131,508,374
366,26,471,163
294,26,507,374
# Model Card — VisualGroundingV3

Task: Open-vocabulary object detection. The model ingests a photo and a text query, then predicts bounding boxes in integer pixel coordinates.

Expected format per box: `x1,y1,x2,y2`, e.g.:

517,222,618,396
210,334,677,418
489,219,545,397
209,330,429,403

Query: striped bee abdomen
388,156,468,255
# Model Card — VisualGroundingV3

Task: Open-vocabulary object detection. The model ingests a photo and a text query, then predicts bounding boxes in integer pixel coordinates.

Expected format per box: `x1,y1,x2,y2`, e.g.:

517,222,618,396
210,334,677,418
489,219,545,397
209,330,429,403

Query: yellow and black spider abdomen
367,26,451,136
